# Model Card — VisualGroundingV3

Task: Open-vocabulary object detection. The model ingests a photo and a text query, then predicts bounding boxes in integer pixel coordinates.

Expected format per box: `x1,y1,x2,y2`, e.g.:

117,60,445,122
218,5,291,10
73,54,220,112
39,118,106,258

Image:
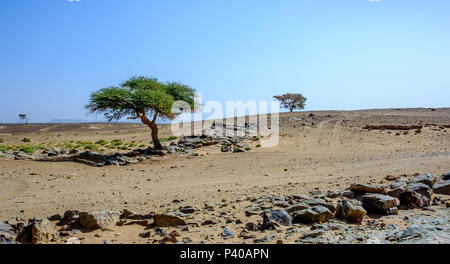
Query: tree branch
152,112,158,123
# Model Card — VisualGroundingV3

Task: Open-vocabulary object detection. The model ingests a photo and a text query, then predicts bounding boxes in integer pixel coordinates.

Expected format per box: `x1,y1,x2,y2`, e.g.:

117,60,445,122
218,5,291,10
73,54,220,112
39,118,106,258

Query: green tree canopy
273,93,307,112
86,76,195,149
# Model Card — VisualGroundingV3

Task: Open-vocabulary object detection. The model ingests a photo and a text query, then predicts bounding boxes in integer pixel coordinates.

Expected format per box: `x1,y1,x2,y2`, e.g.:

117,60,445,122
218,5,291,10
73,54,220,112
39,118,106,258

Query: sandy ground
1,108,449,243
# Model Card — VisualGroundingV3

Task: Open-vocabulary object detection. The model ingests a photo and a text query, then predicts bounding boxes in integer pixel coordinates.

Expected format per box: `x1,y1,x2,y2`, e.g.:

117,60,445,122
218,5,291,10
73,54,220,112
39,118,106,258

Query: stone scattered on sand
153,214,186,227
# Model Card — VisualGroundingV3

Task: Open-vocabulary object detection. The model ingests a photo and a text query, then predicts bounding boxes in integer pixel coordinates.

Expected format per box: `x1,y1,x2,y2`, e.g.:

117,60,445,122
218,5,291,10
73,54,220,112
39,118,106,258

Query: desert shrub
106,144,116,149
22,138,31,143
128,143,137,147
95,139,108,145
0,145,10,152
256,144,262,147
0,139,4,143
157,136,178,143
245,147,251,151
111,139,123,146
84,144,98,150
20,145,36,154
120,145,128,150
233,147,243,153
139,144,146,148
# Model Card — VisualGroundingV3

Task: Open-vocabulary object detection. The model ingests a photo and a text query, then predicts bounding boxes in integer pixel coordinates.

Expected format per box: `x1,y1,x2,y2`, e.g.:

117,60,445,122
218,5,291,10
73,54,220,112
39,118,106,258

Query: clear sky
1,0,449,123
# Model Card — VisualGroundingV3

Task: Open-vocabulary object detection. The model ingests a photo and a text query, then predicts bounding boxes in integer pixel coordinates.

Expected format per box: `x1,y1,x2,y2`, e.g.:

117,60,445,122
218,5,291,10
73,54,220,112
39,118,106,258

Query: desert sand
1,108,449,244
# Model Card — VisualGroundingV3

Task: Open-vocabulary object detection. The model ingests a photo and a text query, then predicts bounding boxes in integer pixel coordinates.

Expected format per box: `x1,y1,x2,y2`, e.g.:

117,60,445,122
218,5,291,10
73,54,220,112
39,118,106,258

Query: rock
292,206,333,224
139,231,152,238
45,147,61,157
399,182,432,208
387,179,408,197
180,206,197,214
286,203,310,214
79,210,121,229
204,202,214,211
222,227,235,239
399,190,429,208
303,199,336,213
16,218,59,244
411,174,436,188
326,190,341,198
0,222,16,240
335,199,367,222
361,194,398,214
342,190,355,199
58,210,80,226
350,183,386,194
153,214,186,227
245,222,259,231
66,237,81,244
48,214,62,221
433,173,450,195
269,210,292,226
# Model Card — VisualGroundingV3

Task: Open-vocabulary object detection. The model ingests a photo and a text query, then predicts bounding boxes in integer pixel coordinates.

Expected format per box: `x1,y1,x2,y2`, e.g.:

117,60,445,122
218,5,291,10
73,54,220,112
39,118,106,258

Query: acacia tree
273,93,307,112
86,76,195,149
18,114,29,125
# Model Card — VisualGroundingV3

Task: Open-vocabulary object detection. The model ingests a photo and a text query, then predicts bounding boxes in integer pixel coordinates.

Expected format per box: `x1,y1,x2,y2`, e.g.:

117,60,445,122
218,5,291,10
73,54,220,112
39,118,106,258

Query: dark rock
411,174,436,188
180,206,197,214
433,173,450,195
292,206,333,224
222,227,235,239
361,194,398,214
58,210,80,226
286,203,310,214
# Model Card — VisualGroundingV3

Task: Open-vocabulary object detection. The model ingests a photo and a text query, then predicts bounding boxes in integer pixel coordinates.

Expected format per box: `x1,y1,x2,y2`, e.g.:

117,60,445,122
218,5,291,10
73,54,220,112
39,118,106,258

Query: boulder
292,205,333,224
0,222,16,240
266,209,292,227
433,173,450,195
58,210,80,226
79,210,121,229
361,194,398,214
335,199,367,222
350,183,386,194
411,174,436,188
16,218,59,244
153,214,186,227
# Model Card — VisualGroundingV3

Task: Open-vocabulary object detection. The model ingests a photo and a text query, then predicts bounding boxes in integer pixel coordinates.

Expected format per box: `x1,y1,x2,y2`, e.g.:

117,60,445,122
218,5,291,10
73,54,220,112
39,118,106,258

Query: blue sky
0,0,449,123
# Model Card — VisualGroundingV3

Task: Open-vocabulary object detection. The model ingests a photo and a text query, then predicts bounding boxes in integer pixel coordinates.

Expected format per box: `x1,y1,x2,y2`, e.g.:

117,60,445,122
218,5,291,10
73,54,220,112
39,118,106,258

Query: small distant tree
273,93,307,112
86,76,195,149
18,114,29,125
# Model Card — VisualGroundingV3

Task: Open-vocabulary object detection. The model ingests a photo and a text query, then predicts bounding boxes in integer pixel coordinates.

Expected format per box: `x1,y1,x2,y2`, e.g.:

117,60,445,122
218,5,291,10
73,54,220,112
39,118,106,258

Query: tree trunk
139,113,162,149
